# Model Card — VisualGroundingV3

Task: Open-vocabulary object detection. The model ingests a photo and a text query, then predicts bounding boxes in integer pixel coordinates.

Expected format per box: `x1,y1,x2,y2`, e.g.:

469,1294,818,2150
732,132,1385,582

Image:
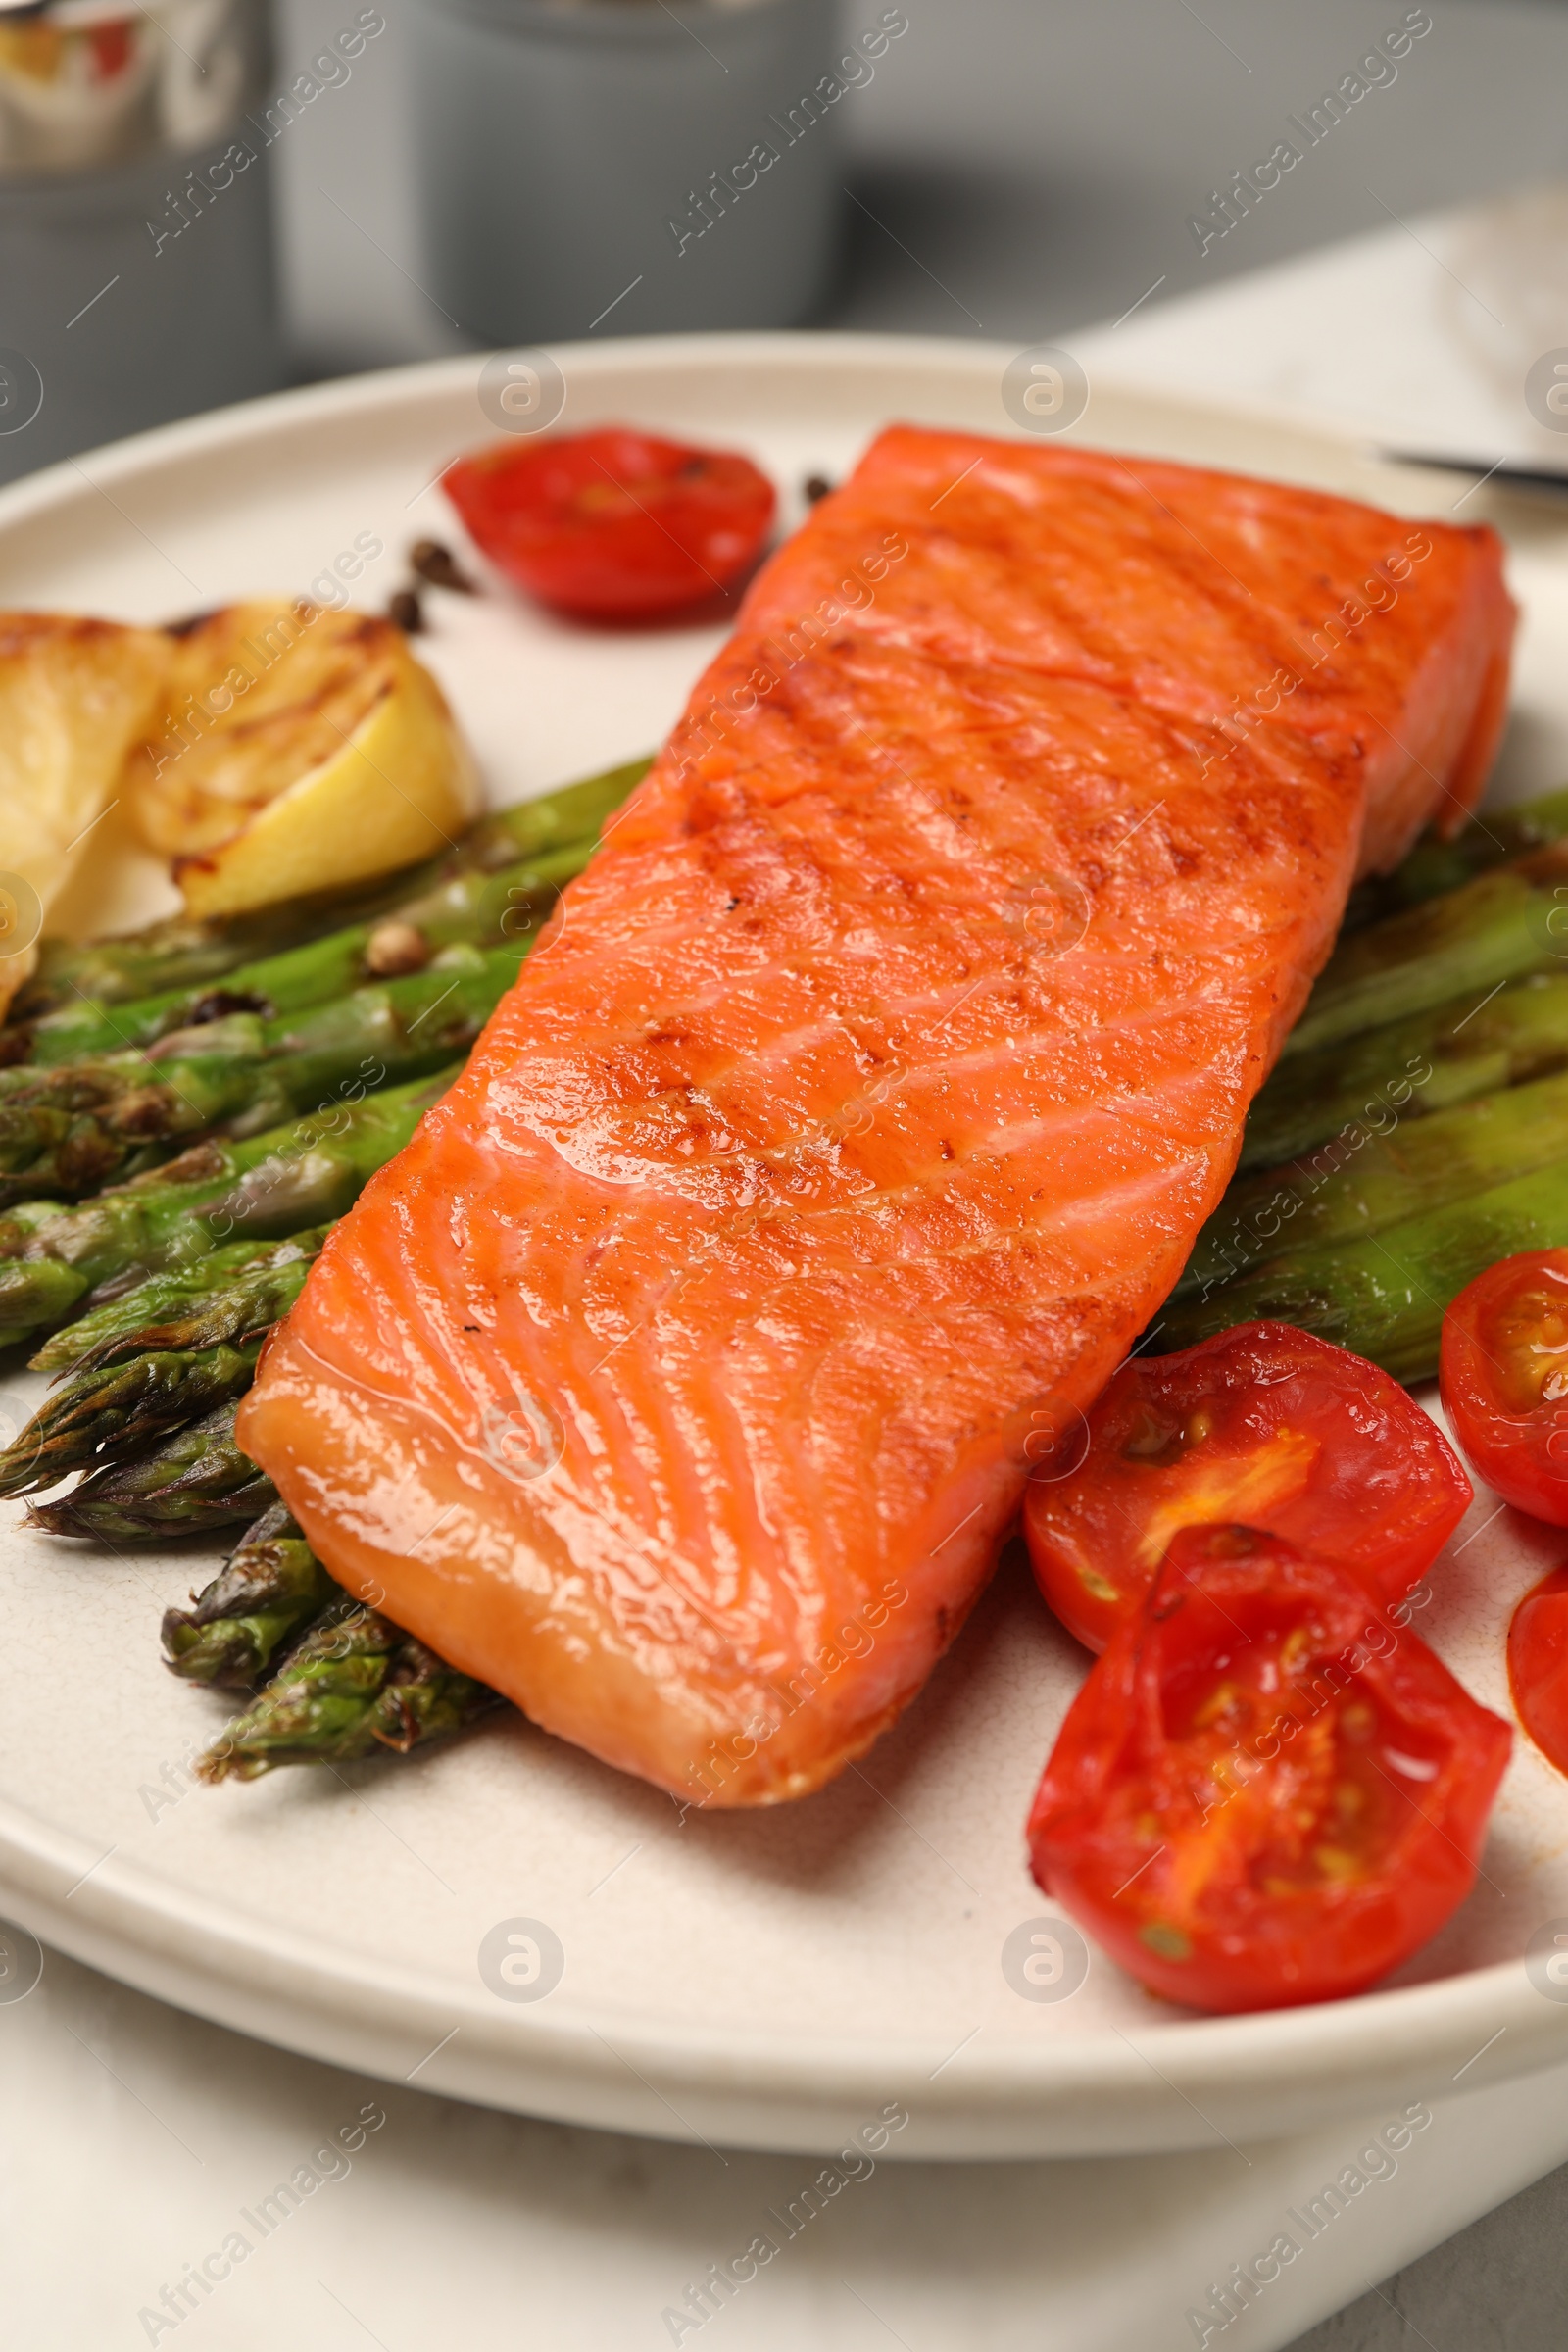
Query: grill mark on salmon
240,426,1514,1806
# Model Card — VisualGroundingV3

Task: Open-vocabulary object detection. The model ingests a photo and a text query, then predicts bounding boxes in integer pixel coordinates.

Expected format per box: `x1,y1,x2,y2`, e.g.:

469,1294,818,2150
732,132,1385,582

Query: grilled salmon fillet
239,427,1514,1805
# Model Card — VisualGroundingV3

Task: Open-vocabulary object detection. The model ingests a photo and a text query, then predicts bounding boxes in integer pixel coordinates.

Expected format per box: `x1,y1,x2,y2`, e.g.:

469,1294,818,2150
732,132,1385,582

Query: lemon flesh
0,612,170,1016
127,601,478,918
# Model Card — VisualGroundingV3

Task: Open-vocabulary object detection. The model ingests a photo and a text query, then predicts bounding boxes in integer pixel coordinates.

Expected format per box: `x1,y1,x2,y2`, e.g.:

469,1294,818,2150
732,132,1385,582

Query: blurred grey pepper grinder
0,0,290,487
412,0,911,344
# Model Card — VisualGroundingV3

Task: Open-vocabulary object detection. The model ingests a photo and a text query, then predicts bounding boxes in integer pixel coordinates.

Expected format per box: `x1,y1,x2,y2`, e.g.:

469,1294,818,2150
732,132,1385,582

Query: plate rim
0,325,1484,545
3,327,1563,2156
5,1785,1561,2157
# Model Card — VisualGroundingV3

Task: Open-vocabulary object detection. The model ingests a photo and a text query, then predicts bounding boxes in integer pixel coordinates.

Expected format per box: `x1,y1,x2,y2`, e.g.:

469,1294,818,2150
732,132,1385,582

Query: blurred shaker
413,0,879,344
0,0,285,486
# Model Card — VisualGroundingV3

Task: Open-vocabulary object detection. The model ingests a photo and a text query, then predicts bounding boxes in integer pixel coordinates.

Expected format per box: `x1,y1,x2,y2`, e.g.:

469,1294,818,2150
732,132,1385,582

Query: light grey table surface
15,2,1568,2345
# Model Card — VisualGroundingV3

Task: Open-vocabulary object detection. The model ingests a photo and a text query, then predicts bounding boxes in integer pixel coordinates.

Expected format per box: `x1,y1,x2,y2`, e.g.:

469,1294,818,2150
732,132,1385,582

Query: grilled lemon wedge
0,612,170,1018
125,601,479,917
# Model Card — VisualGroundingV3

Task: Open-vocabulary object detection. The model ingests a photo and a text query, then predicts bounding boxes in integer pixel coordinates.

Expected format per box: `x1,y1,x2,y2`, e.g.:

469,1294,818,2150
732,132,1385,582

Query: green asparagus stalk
27,1399,275,1541
1345,781,1568,928
0,1074,170,1204
0,1256,97,1349
0,1064,456,1343
1241,971,1568,1171
1181,1066,1568,1299
1156,1160,1568,1383
0,1339,265,1496
197,1594,499,1779
463,754,650,866
11,754,651,1024
162,1505,338,1688
31,1225,330,1372
23,840,583,1068
1283,844,1568,1060
0,1221,337,1488
0,946,517,1202
13,895,394,1031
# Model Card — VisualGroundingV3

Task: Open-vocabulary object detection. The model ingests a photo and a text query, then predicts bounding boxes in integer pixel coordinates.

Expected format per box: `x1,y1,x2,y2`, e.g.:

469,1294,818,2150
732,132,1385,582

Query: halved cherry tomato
441,426,775,621
1027,1525,1511,2013
1024,1323,1471,1653
1440,1250,1568,1525
1508,1562,1568,1774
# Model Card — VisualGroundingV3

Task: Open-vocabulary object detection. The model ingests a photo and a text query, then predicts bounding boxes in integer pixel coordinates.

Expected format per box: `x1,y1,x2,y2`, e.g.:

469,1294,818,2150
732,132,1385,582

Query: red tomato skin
1024,1322,1472,1653
1027,1527,1511,2014
1507,1563,1568,1774
1441,1251,1568,1527
441,427,775,620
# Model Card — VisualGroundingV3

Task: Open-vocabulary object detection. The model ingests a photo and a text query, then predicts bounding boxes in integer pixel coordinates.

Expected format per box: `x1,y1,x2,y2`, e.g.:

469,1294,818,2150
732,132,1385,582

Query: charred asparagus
0,947,516,1201
1284,845,1568,1061
1241,970,1568,1171
22,841,576,1068
198,1595,499,1778
31,1225,330,1373
0,1065,455,1344
27,1400,275,1541
1182,1066,1568,1299
162,1505,338,1688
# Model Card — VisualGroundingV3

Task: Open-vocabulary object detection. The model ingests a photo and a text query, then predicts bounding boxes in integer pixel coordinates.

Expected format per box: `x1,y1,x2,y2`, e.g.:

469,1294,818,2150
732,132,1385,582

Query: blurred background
275,0,1568,367
2,0,1567,478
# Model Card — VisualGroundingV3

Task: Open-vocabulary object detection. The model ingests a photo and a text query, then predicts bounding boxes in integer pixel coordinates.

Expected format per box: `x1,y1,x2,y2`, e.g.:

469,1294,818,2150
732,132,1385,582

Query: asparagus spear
1181,1066,1568,1299
1241,970,1568,1171
31,1225,330,1373
164,1520,498,1774
0,1072,170,1204
464,754,649,866
0,1257,92,1348
0,1064,455,1343
14,894,393,1029
1283,845,1568,1060
1345,782,1568,928
0,946,516,1201
162,1505,338,1688
0,1220,338,1488
0,1339,264,1496
11,754,651,1023
23,840,581,1067
27,1400,275,1541
1156,1160,1568,1384
197,1595,499,1779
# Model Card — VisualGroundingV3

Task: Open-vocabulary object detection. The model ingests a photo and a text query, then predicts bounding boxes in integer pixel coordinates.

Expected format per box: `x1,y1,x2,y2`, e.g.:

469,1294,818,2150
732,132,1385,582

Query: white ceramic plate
4,334,1568,2162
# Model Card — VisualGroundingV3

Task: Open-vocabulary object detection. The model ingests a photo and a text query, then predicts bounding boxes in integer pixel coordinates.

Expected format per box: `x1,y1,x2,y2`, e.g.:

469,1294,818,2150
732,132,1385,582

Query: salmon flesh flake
239,427,1514,1805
